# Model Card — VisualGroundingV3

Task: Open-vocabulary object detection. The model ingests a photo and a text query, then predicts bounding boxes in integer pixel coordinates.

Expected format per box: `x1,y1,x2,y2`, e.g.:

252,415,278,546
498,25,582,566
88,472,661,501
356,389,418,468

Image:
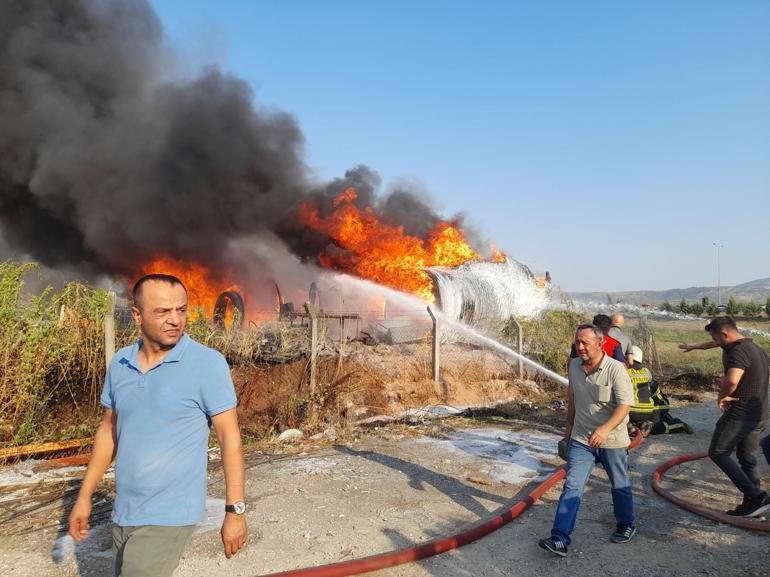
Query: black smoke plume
0,0,473,283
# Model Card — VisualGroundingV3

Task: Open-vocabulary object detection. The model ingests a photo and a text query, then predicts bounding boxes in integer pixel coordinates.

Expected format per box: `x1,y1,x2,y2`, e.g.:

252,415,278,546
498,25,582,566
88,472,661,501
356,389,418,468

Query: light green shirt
568,353,635,449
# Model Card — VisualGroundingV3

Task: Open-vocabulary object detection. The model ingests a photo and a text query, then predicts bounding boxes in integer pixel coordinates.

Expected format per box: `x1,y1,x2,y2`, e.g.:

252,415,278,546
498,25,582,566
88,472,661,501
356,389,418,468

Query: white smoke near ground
568,300,696,321
557,299,770,340
739,326,770,339
319,272,428,318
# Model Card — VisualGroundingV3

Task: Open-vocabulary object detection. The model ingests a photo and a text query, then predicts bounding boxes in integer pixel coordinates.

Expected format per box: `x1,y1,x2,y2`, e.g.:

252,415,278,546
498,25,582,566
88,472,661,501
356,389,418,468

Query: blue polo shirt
100,333,237,526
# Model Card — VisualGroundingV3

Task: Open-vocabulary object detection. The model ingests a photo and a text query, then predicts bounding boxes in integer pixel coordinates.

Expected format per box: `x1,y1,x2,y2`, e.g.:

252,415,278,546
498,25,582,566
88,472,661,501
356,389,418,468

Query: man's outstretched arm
212,408,248,559
68,408,117,541
678,341,718,352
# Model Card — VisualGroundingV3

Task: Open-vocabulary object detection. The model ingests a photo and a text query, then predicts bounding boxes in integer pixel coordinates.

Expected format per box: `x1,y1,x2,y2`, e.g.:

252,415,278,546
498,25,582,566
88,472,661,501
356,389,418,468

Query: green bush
0,261,109,444
688,303,704,316
741,302,762,318
0,261,309,445
509,309,589,376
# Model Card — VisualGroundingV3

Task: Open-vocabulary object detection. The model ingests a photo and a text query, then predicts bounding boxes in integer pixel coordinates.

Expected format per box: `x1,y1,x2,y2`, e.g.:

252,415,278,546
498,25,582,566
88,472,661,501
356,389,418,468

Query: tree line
659,296,770,318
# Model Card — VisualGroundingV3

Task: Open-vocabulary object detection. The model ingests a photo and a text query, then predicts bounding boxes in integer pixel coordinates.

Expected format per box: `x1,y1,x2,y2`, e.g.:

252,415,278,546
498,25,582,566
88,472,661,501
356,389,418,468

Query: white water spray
426,259,548,322
433,310,569,386
327,272,568,386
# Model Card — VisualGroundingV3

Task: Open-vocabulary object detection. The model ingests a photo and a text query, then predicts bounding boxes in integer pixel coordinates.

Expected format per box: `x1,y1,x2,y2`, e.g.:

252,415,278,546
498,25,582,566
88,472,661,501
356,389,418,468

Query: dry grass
0,261,322,446
235,355,388,439
7,260,753,448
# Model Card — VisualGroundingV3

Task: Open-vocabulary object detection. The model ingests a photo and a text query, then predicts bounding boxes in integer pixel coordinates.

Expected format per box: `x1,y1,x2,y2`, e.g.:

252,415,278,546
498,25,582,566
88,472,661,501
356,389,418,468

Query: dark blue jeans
550,439,635,546
762,433,770,467
708,417,766,498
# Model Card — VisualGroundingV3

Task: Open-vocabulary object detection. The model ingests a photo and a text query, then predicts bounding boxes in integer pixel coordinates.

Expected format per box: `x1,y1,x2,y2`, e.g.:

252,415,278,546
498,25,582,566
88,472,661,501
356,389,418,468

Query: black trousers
762,433,770,467
629,409,689,434
708,417,766,498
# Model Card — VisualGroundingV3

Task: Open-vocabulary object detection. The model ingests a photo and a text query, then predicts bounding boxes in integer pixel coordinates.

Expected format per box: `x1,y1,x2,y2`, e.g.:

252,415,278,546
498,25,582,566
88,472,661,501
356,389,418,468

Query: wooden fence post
426,306,440,383
337,316,346,372
104,290,116,367
509,316,524,379
304,302,318,395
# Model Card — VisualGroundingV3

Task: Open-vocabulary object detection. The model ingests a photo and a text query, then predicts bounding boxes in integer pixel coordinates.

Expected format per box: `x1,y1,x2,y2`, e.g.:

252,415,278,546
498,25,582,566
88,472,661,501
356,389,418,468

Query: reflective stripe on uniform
627,367,655,412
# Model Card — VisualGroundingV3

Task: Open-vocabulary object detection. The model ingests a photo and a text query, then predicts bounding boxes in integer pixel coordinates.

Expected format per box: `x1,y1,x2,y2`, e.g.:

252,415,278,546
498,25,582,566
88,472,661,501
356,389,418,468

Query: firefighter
627,346,693,436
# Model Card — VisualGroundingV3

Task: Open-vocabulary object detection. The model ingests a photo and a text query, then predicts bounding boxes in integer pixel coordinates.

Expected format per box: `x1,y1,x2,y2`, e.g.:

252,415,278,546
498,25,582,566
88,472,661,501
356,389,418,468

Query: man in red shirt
568,315,626,367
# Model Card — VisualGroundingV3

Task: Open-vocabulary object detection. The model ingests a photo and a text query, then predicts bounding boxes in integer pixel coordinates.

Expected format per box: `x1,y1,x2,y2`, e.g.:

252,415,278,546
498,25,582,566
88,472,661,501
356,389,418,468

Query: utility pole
713,242,724,305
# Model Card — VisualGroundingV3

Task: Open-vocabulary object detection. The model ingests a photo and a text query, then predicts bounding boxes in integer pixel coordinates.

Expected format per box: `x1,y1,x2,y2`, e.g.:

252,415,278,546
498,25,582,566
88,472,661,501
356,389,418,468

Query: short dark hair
132,274,186,308
592,314,612,332
576,323,603,340
704,316,738,334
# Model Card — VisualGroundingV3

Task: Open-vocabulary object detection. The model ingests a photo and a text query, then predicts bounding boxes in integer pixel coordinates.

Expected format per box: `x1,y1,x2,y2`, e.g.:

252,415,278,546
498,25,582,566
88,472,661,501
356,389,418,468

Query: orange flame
298,188,491,300
135,257,238,319
489,243,507,263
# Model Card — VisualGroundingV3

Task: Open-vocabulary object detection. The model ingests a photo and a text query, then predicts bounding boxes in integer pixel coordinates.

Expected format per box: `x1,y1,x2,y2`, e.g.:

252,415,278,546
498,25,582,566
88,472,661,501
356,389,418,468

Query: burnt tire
213,290,245,329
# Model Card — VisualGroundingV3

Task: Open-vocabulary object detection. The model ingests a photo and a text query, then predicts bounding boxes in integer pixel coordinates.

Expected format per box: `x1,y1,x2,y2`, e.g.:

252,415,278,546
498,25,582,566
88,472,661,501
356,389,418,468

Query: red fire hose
257,433,644,577
651,451,770,533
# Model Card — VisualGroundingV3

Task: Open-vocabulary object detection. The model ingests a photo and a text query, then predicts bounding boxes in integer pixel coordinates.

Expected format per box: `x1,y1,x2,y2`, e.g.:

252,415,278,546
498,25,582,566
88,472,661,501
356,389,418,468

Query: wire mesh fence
110,296,550,406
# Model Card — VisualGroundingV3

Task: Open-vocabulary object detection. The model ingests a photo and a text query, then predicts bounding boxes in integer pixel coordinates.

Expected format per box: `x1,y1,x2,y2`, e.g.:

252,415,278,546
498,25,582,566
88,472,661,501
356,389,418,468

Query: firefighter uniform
628,364,691,435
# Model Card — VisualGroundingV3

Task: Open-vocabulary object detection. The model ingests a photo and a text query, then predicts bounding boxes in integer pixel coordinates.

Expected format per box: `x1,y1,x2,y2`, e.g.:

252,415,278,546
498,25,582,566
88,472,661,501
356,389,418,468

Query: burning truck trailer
204,258,551,346
426,259,550,334
186,184,554,343
369,258,551,344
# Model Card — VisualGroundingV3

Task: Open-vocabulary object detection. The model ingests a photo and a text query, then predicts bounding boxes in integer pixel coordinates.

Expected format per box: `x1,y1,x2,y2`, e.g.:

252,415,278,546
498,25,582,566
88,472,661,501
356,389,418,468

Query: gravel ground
1,396,769,577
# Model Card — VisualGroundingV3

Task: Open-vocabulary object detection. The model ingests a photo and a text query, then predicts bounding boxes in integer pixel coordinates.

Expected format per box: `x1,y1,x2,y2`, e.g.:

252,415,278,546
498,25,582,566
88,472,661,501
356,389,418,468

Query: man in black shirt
680,316,770,516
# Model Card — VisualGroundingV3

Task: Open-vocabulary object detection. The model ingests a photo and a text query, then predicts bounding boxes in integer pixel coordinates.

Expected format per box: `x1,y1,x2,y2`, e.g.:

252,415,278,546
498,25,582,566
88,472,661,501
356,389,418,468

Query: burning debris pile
0,0,546,326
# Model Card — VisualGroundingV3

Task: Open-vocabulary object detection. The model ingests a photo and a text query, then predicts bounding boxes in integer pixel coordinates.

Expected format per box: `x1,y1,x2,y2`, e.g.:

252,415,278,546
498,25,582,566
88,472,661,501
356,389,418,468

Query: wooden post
518,322,523,380
427,307,447,402
426,306,440,384
510,316,524,379
337,317,346,372
304,302,318,395
104,290,117,367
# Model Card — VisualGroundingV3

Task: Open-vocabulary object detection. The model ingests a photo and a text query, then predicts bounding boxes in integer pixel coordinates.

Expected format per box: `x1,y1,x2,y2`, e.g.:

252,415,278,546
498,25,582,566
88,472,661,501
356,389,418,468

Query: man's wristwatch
225,501,246,515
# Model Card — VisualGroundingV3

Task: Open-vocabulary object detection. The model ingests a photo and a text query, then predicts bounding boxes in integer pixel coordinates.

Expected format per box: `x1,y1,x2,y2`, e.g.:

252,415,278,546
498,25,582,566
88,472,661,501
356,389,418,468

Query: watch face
233,501,246,515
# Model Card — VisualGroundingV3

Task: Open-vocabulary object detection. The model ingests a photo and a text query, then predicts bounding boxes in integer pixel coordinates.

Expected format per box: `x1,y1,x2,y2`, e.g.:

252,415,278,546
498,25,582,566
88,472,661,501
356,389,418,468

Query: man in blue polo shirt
68,274,248,577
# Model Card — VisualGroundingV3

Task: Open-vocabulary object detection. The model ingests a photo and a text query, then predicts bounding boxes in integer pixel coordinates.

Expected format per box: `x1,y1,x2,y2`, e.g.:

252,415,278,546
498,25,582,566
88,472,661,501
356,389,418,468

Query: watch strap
225,501,246,514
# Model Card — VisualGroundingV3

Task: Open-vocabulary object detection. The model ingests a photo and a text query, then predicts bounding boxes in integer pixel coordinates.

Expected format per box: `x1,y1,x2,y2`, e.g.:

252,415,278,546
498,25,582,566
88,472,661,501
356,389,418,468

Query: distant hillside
568,277,770,306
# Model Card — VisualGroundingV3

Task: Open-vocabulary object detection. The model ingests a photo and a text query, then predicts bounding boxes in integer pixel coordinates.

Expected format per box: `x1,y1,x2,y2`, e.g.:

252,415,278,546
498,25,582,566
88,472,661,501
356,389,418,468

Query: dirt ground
1,394,769,577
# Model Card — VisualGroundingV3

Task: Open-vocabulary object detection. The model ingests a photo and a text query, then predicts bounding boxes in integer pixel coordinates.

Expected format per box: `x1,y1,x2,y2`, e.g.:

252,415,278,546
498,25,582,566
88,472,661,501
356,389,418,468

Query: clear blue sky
150,0,770,292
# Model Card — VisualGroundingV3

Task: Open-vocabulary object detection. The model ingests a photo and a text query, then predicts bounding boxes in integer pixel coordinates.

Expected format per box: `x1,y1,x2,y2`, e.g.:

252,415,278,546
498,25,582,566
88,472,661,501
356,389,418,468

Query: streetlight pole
713,242,723,306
